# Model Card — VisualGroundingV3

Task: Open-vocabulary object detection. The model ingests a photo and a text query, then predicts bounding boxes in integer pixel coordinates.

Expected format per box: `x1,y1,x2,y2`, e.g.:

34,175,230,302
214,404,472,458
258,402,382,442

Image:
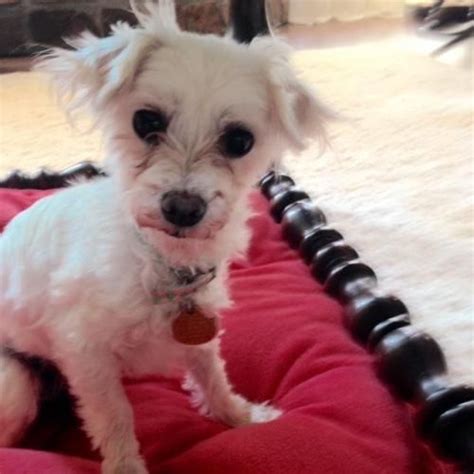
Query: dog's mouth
167,228,186,239
136,213,201,240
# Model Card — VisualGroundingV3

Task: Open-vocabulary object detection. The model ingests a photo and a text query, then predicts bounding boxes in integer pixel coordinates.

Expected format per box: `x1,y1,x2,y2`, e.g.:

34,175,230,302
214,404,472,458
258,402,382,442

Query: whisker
110,133,130,141
134,151,153,172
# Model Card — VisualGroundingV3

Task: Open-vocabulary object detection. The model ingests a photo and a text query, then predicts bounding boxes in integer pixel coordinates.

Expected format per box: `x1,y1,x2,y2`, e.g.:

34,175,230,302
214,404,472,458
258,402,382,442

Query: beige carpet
0,39,472,385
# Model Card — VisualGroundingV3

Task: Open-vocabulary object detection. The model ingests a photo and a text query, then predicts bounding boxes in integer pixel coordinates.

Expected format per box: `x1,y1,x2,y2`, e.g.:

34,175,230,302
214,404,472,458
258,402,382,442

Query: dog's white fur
0,2,326,472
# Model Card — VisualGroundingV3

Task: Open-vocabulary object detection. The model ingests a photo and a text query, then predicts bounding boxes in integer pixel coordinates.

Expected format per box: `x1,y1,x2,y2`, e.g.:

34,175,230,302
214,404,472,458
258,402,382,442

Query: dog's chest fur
110,267,222,377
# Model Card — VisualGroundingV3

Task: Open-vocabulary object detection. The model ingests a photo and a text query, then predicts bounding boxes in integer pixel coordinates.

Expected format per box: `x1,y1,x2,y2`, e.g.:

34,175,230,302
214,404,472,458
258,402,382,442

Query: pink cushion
0,189,452,474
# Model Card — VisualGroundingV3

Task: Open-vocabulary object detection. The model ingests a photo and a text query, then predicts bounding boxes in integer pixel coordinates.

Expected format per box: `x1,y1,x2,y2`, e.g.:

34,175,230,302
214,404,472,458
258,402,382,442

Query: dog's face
40,3,327,261
112,35,280,244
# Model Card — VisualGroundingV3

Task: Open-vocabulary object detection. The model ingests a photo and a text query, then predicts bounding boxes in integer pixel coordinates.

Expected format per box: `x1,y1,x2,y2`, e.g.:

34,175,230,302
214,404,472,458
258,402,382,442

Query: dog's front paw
102,456,148,474
248,402,282,424
218,396,282,427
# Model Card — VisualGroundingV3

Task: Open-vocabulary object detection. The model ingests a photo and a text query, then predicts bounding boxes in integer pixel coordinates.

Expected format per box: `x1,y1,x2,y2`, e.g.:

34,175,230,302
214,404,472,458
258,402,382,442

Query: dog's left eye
219,125,255,159
133,109,168,145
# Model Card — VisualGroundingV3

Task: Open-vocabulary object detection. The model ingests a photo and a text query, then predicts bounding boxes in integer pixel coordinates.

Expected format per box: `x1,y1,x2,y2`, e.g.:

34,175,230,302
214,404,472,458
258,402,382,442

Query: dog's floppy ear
250,36,332,151
36,22,158,117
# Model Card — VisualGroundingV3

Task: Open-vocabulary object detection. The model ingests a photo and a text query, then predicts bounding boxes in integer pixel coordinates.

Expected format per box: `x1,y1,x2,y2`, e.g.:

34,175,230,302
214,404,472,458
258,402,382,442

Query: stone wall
0,0,288,56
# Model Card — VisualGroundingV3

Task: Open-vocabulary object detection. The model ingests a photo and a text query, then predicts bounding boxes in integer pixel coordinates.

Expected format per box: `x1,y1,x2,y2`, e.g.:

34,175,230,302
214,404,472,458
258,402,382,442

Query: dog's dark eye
133,109,168,145
219,125,254,158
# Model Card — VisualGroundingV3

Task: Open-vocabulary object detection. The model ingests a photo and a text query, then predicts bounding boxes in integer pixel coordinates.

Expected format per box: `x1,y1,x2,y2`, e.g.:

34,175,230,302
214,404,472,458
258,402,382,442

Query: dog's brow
143,103,171,118
217,110,253,133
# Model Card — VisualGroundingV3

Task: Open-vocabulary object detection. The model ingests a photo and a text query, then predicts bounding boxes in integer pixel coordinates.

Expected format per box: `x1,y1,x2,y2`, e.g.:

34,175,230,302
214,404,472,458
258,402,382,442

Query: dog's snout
161,191,207,228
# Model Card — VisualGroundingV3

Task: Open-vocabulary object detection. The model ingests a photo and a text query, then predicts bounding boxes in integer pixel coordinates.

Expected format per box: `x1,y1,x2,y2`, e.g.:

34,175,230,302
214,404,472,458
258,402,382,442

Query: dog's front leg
57,349,146,474
184,340,281,427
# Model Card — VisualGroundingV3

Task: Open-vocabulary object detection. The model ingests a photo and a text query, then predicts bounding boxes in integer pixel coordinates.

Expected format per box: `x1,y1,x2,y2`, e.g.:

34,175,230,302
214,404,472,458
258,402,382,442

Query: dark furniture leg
259,171,474,471
414,0,474,55
432,25,474,56
228,0,270,43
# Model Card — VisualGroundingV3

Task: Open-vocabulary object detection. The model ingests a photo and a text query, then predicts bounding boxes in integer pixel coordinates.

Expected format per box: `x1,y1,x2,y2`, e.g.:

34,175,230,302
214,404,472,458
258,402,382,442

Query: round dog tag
172,305,217,345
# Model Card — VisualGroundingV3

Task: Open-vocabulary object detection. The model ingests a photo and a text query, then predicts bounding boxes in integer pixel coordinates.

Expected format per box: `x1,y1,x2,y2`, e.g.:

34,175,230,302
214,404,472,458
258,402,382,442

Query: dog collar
132,226,217,304
152,266,216,304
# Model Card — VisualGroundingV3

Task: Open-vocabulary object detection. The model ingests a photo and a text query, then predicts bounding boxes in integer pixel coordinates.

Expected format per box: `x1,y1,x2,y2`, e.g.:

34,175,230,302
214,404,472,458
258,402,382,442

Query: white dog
0,1,327,473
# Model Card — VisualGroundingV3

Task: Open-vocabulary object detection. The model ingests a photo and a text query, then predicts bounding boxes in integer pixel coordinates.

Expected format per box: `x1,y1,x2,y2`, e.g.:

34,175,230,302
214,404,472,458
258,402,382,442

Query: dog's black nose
161,191,207,228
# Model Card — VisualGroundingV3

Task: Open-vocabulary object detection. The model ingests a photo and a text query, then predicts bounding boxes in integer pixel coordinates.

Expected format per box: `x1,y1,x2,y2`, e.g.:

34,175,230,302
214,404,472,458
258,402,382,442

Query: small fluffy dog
0,1,327,472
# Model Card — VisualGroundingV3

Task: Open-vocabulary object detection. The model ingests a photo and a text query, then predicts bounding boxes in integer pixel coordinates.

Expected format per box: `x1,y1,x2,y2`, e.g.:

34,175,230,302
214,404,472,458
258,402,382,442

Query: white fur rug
0,40,472,385
287,42,473,386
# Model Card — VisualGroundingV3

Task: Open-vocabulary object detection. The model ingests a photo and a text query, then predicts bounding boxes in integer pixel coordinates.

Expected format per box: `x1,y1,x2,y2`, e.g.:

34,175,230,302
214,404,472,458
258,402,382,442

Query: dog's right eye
133,109,168,145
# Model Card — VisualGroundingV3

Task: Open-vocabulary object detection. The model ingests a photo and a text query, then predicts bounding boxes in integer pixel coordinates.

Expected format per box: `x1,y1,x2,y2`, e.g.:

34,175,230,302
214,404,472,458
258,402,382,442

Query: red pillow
0,189,451,474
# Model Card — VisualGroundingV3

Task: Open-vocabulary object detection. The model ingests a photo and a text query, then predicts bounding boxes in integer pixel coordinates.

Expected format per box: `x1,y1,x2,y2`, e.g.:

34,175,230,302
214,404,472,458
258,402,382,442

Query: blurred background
0,0,472,70
0,1,472,385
